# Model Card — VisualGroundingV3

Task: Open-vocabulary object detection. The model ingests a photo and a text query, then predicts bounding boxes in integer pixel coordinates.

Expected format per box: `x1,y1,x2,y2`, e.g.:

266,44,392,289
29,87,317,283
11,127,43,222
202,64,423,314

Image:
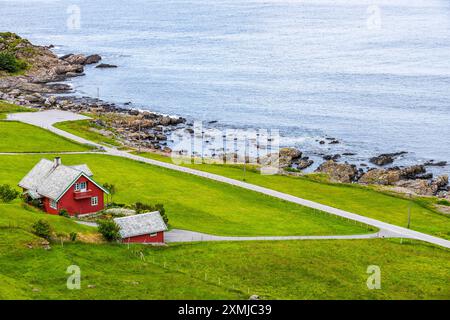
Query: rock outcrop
358,165,426,185
369,152,407,166
315,160,358,183
278,147,302,168
395,175,448,196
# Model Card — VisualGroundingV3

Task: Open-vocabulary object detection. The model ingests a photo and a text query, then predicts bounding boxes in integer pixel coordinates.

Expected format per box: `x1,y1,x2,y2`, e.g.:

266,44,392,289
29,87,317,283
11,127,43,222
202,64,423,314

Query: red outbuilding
19,157,108,216
114,211,168,244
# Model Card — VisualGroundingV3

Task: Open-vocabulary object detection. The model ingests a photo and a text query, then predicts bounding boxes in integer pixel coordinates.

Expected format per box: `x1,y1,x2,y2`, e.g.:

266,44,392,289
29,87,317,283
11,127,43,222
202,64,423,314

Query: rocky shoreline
0,33,448,198
0,33,187,152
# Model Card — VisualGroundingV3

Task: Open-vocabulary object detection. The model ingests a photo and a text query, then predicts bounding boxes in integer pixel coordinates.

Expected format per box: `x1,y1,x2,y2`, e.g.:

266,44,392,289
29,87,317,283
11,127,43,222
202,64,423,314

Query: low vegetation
0,52,27,73
97,219,121,241
0,32,32,75
0,184,20,203
31,219,52,240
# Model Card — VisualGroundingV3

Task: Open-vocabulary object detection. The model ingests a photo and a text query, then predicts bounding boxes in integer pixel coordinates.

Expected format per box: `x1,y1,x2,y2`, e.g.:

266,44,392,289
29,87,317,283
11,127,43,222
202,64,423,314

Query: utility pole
243,138,247,181
138,122,141,154
407,193,412,229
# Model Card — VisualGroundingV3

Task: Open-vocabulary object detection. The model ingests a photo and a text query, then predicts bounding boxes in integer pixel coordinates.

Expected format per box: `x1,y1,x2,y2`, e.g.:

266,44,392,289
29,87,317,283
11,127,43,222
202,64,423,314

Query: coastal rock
394,175,447,196
424,160,447,167
278,147,302,168
315,160,358,183
369,152,407,166
63,54,87,65
358,165,426,185
96,63,117,68
84,54,102,65
395,180,436,196
295,158,314,170
323,154,341,161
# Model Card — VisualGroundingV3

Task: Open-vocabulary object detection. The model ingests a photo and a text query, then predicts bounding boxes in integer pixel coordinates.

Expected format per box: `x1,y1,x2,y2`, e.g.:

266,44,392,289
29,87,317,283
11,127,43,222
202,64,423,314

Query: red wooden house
19,157,108,216
114,211,168,244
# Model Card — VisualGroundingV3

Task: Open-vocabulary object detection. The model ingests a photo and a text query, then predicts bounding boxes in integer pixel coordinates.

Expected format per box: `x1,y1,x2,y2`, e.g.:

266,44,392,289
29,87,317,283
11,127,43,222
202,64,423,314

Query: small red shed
19,157,108,216
114,211,168,244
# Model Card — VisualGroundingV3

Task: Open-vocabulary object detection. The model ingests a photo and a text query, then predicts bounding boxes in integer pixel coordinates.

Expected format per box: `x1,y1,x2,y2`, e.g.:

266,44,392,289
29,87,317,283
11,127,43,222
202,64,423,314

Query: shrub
0,52,26,73
103,183,116,204
58,209,70,218
133,202,168,225
0,184,20,203
31,219,52,240
437,199,450,206
97,219,121,241
69,232,77,242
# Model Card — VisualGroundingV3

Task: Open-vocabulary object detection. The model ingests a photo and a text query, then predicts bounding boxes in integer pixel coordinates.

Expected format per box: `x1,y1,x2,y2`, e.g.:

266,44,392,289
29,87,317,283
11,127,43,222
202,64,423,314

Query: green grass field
0,154,369,236
134,152,450,240
54,120,122,147
0,216,448,299
0,121,92,152
0,202,95,237
1,114,449,300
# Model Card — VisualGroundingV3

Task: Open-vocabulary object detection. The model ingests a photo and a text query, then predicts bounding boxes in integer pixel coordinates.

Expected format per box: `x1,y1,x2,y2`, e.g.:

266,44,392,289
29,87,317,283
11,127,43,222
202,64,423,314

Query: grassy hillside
0,202,95,238
0,121,93,152
0,154,369,236
134,152,450,240
0,221,448,299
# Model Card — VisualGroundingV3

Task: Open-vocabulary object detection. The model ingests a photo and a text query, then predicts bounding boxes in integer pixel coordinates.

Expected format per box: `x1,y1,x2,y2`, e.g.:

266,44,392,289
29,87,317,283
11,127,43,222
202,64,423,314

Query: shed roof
114,211,168,238
18,158,107,201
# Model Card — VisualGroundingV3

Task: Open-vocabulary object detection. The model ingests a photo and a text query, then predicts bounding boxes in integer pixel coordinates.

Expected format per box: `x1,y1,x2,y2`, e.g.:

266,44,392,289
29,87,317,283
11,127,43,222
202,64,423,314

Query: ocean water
1,0,450,174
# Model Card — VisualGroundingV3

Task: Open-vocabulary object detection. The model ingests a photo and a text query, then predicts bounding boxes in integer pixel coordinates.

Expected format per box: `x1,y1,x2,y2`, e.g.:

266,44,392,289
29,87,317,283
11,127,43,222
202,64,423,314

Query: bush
69,232,77,242
133,202,168,225
97,219,121,241
58,209,70,218
0,52,26,73
31,219,52,240
0,184,20,203
437,199,450,206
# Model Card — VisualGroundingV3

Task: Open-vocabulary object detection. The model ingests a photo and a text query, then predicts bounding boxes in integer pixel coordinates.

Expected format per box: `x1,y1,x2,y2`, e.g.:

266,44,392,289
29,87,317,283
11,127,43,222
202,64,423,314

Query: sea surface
1,0,450,174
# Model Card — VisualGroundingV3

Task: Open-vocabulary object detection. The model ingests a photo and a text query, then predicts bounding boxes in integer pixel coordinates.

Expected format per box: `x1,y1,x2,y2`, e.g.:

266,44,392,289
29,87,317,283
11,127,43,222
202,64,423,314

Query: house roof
69,164,93,177
18,158,107,201
114,211,168,238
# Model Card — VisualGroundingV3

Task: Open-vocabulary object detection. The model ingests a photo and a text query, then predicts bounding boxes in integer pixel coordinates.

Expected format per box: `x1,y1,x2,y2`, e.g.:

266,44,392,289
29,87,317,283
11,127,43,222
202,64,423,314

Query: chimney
54,157,61,167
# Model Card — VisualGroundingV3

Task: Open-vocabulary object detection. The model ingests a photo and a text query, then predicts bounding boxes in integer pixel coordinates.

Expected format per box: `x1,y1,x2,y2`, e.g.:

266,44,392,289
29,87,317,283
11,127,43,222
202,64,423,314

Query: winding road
6,110,450,248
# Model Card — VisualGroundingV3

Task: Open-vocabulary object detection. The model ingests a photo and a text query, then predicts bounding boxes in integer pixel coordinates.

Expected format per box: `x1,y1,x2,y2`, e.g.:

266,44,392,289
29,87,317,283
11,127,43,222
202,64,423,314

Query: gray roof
18,158,105,201
69,164,93,177
114,211,168,238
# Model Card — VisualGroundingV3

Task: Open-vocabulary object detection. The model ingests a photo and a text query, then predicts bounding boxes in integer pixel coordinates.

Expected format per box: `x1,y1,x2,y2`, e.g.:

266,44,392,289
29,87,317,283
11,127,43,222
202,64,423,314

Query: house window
91,196,98,206
75,182,87,191
50,200,57,209
149,233,157,237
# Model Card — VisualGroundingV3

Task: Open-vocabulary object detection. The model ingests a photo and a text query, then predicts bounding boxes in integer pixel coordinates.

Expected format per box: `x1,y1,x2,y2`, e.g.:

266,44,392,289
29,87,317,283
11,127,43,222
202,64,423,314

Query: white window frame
75,182,87,192
149,233,157,237
91,196,98,206
50,199,57,209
